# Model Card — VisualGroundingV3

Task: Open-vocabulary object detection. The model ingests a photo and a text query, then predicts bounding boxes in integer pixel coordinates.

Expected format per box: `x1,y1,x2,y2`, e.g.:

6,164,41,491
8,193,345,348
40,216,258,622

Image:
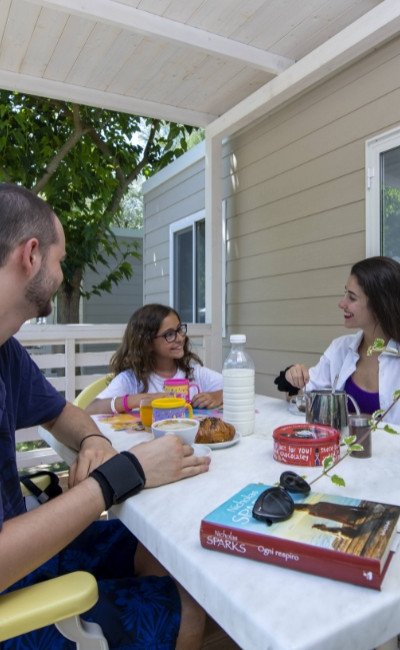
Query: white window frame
221,199,226,338
365,125,400,257
169,210,205,323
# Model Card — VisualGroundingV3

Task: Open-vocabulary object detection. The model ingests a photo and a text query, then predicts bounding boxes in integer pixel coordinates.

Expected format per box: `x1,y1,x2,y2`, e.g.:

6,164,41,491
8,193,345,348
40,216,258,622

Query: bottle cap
230,334,246,343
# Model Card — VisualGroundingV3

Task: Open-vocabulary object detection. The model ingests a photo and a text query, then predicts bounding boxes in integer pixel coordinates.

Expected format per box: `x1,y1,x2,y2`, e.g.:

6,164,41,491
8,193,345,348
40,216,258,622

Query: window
170,211,205,323
366,127,400,261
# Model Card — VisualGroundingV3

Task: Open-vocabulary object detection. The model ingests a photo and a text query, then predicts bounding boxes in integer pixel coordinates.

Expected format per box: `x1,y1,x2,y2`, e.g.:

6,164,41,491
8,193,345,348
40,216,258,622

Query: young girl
86,303,223,414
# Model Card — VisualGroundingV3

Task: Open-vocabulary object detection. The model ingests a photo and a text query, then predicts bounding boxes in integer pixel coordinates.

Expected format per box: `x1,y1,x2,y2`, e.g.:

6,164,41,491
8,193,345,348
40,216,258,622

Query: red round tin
273,423,340,467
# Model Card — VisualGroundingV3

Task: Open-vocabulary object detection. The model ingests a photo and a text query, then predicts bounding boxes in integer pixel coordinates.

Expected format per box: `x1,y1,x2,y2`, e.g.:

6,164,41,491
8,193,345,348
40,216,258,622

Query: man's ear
21,238,41,277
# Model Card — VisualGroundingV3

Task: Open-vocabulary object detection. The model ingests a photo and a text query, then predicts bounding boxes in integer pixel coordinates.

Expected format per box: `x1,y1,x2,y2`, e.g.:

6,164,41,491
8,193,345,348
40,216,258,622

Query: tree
382,185,400,261
117,177,145,230
0,91,198,322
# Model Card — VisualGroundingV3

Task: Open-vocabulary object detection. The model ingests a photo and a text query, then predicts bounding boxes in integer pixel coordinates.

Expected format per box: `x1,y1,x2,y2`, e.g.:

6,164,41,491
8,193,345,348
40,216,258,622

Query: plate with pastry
194,417,240,449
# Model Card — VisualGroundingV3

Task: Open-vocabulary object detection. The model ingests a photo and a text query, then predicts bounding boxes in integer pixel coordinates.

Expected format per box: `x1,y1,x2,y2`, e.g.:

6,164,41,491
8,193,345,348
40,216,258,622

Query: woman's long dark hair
350,256,400,342
110,304,203,392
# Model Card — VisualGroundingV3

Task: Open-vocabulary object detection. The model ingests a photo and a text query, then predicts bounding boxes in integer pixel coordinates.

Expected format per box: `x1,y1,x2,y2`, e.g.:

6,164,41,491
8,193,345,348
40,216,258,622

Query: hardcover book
200,483,400,589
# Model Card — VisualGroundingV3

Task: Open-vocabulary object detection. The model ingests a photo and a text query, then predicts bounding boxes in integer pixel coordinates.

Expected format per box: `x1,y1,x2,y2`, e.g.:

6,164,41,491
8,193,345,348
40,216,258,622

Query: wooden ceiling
1,0,399,131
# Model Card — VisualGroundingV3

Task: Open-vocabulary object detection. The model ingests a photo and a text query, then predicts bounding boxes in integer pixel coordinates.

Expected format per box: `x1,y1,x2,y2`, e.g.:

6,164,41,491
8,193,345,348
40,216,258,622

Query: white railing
14,322,212,469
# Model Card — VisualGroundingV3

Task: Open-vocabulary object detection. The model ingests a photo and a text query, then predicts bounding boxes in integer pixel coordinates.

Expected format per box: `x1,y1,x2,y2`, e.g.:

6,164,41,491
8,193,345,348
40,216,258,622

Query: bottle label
223,369,255,436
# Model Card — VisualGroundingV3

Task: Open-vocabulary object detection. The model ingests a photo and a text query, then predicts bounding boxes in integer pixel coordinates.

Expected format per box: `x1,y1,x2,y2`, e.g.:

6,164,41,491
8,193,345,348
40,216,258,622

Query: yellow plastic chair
73,376,112,410
6,477,109,648
0,571,108,648
20,472,53,498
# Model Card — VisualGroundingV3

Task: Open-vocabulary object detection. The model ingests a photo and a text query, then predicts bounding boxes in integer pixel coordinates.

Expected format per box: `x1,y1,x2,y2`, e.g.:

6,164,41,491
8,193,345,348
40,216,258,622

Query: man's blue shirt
0,337,66,526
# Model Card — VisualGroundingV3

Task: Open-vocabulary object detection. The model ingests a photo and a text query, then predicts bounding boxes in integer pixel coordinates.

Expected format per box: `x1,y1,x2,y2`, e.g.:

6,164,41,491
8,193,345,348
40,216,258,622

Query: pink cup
164,378,200,403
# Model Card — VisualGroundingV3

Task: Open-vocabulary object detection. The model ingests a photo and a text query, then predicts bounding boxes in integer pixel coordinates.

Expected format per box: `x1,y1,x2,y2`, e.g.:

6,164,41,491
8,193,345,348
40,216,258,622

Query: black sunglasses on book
252,471,311,526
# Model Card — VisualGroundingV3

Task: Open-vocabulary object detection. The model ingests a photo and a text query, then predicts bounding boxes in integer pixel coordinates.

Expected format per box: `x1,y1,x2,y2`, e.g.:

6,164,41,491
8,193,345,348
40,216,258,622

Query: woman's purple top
345,375,380,414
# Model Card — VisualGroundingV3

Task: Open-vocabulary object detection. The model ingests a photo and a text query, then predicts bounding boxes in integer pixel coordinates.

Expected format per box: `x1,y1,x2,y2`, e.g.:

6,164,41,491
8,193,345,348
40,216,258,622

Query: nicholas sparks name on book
204,488,300,563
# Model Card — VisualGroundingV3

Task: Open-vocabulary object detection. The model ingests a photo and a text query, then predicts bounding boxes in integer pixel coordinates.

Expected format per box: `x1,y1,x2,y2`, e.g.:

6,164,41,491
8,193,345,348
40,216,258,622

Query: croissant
195,417,235,444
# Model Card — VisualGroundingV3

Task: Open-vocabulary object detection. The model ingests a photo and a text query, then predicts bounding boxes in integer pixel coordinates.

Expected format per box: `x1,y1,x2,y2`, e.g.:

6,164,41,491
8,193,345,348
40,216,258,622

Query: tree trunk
57,268,83,323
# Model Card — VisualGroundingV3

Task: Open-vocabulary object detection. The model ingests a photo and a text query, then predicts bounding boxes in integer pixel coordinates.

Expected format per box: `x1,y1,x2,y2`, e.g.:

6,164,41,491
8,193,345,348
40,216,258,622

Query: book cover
200,483,400,589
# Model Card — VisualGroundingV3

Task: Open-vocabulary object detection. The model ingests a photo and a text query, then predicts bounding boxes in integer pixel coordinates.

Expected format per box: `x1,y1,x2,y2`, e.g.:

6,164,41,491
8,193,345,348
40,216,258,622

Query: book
200,483,400,590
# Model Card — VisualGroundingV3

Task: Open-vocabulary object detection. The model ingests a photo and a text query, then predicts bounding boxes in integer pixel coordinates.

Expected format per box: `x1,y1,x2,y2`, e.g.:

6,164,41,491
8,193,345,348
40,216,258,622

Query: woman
87,303,223,414
274,256,400,422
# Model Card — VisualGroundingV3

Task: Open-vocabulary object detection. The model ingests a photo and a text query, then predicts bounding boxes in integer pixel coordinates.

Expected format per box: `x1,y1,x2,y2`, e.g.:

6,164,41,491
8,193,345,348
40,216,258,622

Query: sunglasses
252,471,311,526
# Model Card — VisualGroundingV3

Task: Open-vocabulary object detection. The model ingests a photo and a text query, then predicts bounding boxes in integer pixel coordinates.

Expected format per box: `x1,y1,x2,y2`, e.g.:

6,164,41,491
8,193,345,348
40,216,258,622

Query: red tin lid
273,423,340,446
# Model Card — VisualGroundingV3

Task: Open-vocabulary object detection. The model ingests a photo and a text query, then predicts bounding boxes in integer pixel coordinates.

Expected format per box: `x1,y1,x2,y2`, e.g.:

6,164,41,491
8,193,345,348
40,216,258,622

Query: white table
40,396,400,650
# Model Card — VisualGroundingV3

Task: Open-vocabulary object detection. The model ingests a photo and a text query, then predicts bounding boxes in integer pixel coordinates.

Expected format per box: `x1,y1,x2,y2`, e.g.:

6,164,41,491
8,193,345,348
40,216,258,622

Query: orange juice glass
140,397,153,431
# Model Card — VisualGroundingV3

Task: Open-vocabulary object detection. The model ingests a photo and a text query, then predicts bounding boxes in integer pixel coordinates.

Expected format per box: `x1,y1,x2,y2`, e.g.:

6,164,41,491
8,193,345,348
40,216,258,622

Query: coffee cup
163,378,200,403
151,417,200,444
151,397,193,423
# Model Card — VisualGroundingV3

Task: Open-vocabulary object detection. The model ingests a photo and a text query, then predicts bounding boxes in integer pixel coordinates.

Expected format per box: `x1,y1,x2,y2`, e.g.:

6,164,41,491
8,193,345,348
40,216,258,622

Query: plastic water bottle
223,334,255,436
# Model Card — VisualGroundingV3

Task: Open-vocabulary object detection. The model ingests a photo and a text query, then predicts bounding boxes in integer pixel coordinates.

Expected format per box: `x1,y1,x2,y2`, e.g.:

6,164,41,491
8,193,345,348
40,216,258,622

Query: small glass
139,397,153,432
288,394,306,416
349,414,372,458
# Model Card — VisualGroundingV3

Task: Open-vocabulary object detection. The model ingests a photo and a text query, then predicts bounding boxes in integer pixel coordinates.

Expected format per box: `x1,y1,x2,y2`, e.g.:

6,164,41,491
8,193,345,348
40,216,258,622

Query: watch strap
90,452,146,508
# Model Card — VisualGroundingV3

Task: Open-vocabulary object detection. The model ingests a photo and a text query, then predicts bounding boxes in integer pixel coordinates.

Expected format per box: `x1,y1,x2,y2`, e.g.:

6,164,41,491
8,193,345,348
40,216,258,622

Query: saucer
204,432,241,450
191,443,212,457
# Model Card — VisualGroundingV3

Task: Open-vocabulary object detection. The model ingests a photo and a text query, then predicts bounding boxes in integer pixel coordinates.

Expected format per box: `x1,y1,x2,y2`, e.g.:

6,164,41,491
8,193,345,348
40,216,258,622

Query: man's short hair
0,183,58,267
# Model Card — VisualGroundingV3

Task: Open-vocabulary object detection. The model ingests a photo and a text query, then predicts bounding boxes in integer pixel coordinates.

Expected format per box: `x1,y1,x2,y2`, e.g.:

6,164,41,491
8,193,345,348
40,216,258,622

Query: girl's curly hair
110,304,203,392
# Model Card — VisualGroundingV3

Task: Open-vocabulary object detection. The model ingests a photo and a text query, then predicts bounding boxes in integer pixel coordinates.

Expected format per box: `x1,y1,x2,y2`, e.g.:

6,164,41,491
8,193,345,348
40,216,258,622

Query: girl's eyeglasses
252,471,311,526
154,323,188,343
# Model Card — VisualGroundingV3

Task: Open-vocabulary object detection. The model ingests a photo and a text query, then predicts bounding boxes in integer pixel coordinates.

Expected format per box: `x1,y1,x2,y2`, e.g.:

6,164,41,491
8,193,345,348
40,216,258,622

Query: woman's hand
285,364,310,389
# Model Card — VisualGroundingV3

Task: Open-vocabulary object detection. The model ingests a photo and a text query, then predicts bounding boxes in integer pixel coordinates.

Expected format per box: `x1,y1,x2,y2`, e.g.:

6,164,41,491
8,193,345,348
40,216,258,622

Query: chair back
73,376,112,409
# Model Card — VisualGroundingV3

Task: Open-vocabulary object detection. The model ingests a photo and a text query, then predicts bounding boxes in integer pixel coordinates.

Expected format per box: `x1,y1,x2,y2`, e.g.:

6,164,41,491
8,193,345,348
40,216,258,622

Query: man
0,183,211,648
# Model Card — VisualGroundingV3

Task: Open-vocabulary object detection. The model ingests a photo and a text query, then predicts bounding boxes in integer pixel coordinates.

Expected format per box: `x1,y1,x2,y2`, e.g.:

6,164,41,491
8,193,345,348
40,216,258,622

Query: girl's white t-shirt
97,363,222,399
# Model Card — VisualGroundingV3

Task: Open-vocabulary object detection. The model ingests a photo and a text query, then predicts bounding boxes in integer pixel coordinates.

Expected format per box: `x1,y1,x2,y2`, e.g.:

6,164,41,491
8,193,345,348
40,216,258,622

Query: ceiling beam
207,0,400,139
0,69,215,126
28,0,294,75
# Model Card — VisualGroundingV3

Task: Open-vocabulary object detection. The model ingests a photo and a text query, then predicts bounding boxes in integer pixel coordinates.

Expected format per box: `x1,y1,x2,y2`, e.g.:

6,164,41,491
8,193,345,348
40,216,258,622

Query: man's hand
69,437,117,488
285,364,310,390
131,435,211,488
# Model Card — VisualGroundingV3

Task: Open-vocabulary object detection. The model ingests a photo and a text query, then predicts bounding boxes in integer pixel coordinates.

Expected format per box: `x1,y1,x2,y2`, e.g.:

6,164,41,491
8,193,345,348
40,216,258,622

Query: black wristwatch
90,451,146,509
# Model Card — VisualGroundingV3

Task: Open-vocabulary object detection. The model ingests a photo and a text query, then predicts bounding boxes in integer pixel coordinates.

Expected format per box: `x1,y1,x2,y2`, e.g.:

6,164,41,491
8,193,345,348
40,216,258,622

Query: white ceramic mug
151,417,199,444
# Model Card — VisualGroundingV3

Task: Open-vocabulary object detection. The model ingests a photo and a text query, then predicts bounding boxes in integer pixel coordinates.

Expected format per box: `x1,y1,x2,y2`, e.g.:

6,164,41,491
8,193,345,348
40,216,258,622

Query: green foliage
366,338,386,355
367,338,398,356
0,90,200,320
380,424,399,435
330,474,346,487
117,177,144,229
322,456,334,472
382,185,400,259
308,376,400,489
16,440,68,474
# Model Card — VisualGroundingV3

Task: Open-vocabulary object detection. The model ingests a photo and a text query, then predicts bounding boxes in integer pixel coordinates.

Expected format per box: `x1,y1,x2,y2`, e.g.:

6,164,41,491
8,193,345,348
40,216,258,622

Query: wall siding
142,35,400,397
82,234,143,324
143,151,206,305
224,34,400,396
